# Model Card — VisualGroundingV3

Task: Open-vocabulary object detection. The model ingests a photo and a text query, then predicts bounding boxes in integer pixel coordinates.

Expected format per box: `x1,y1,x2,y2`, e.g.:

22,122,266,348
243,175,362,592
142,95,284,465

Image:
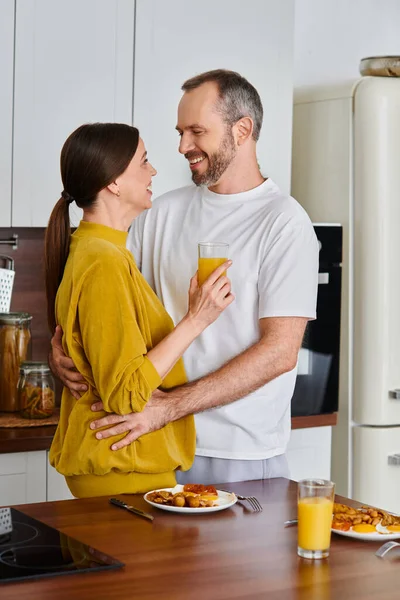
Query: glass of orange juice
297,479,335,559
198,242,229,287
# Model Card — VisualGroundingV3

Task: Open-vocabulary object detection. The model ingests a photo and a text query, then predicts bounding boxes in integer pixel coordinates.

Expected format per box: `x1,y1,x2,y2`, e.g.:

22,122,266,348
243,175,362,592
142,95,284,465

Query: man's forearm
162,336,298,423
90,318,308,449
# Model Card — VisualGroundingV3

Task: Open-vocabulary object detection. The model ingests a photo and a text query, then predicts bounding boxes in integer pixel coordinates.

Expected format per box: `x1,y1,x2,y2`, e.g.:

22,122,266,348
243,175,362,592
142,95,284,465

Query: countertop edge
0,413,337,454
291,412,337,430
0,425,57,454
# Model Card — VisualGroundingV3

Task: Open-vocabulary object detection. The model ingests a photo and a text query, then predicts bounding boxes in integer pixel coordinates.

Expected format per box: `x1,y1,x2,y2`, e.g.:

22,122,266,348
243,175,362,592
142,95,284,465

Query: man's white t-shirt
127,179,319,460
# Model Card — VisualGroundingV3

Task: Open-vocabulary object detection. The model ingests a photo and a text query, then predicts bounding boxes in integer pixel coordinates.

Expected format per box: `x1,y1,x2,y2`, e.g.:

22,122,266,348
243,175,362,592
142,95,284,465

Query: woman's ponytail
44,197,71,332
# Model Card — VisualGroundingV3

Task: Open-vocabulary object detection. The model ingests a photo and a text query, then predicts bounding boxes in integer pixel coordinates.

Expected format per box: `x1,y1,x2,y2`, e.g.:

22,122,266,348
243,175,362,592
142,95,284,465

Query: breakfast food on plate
183,484,219,501
352,524,376,534
331,502,400,533
146,484,219,508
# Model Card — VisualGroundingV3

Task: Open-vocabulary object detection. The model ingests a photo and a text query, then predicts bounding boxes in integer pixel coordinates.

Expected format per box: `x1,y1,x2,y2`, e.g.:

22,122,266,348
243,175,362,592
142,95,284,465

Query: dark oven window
291,225,342,417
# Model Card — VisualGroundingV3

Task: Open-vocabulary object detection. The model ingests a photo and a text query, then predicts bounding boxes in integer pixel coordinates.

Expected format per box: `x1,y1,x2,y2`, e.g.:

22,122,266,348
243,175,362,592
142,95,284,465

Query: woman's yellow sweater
49,221,195,498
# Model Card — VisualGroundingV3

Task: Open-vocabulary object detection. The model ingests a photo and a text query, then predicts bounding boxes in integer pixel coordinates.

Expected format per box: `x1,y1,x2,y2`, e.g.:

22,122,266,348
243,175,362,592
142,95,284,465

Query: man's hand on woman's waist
90,390,171,450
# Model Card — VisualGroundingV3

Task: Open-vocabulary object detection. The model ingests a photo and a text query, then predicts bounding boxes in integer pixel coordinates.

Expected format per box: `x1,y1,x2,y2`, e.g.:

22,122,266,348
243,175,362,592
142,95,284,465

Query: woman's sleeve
78,256,162,415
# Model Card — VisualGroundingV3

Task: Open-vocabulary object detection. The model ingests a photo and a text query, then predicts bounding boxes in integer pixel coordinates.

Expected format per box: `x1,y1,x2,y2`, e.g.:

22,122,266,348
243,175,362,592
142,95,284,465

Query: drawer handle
389,389,400,399
388,454,400,466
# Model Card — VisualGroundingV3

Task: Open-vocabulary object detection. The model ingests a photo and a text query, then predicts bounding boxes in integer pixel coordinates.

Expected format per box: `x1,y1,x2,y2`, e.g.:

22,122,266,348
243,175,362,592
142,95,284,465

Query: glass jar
0,313,32,412
18,362,55,419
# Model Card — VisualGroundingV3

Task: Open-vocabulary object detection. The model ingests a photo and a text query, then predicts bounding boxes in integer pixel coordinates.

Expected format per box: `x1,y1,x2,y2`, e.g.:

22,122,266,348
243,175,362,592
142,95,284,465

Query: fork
375,541,400,558
223,491,263,512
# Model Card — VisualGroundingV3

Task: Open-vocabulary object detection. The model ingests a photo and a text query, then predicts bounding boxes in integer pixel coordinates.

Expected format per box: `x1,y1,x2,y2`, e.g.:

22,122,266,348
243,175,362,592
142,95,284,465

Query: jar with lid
0,312,32,412
19,362,55,419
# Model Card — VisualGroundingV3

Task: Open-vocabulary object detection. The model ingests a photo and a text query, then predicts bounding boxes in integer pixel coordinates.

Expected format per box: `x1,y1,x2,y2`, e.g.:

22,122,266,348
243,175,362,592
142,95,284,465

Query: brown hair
44,123,139,332
182,69,263,141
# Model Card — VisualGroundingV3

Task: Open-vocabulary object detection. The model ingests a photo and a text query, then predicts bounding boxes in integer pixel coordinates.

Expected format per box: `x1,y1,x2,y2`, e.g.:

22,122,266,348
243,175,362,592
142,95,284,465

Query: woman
45,123,233,498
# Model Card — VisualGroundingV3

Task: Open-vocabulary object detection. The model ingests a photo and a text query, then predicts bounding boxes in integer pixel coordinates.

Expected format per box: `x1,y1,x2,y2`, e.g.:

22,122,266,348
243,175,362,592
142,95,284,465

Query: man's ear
234,117,254,146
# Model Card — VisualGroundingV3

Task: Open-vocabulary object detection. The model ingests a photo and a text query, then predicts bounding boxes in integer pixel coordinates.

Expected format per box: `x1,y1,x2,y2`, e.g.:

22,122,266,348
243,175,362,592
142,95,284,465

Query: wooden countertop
3,478,398,599
0,413,337,454
0,424,57,454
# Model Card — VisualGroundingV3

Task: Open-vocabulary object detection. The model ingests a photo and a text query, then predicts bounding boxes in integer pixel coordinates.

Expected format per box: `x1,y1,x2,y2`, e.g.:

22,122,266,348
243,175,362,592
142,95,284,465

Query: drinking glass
197,242,229,286
297,479,335,559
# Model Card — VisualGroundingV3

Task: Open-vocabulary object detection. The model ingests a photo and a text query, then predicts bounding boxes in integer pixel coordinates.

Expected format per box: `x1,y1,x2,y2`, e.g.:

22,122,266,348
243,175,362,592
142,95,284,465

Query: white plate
332,522,400,542
144,485,237,514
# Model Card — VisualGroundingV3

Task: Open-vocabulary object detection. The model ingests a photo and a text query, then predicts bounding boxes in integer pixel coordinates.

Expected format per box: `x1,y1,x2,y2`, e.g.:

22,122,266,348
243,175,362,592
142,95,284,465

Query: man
51,69,319,484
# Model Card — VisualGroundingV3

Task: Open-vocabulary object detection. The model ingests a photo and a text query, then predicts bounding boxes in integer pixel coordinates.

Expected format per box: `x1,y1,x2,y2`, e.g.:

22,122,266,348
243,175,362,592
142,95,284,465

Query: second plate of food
332,502,400,541
332,523,400,541
144,484,237,514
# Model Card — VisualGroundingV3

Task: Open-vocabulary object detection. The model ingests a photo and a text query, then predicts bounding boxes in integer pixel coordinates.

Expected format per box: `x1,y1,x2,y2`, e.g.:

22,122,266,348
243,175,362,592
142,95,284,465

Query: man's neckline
202,178,275,204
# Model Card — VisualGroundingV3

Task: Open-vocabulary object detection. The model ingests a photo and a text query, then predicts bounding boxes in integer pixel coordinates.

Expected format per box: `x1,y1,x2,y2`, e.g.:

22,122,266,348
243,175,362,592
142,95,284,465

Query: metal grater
0,255,15,312
0,507,13,536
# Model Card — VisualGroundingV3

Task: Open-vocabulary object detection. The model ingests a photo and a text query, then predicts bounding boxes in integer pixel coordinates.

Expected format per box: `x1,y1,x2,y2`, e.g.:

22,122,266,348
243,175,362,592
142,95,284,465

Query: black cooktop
0,507,124,584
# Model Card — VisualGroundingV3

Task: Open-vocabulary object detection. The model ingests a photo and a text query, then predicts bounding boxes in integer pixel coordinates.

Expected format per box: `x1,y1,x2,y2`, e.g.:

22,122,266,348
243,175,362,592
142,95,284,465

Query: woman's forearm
147,265,233,380
146,315,203,379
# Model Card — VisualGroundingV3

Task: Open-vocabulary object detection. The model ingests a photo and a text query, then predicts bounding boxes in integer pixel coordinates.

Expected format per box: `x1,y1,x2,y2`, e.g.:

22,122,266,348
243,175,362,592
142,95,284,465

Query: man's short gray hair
181,69,263,141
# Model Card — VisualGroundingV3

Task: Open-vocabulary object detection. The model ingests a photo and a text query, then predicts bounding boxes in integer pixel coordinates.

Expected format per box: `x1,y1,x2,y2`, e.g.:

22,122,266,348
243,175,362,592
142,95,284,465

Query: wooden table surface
2,477,397,600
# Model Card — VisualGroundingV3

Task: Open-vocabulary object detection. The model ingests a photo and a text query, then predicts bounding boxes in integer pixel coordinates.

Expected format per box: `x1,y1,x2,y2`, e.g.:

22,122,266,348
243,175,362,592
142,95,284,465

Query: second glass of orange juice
198,242,229,286
297,479,335,559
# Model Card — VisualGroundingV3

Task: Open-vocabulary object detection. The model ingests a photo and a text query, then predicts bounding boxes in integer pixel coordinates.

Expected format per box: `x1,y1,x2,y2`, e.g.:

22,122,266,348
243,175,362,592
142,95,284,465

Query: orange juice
198,257,227,286
298,497,333,550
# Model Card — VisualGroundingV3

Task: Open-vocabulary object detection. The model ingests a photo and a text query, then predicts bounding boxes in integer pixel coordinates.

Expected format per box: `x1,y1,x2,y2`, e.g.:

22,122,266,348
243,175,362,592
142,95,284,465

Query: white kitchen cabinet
0,0,15,227
9,0,294,225
134,0,295,199
12,0,135,226
0,451,47,506
286,427,332,482
0,451,73,506
46,452,74,501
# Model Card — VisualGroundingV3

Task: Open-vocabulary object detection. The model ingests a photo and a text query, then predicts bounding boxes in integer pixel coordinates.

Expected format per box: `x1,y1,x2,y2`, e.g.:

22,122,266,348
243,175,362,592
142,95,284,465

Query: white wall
134,0,294,198
294,0,400,87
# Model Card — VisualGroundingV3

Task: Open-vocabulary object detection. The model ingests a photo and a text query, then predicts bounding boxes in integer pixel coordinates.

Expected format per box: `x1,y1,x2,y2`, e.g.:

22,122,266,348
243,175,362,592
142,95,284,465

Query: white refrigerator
291,76,400,512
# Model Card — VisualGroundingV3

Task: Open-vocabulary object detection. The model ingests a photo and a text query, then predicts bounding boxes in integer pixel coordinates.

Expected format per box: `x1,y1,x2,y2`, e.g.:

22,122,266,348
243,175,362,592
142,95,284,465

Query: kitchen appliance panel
0,508,123,584
353,425,400,514
353,78,400,426
292,77,400,499
291,225,342,417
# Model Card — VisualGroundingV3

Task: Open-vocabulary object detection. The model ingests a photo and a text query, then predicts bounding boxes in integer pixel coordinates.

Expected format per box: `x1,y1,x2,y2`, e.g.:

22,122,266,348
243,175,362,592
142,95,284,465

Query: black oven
291,224,342,417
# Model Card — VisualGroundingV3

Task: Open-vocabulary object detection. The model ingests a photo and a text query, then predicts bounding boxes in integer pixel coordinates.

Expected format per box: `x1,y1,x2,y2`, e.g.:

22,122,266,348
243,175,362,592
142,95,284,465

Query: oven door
291,266,342,417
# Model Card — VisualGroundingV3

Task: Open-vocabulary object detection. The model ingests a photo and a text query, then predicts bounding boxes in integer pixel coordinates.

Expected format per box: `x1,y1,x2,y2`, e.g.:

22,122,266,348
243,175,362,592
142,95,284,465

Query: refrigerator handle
389,389,400,399
318,272,329,285
388,454,400,466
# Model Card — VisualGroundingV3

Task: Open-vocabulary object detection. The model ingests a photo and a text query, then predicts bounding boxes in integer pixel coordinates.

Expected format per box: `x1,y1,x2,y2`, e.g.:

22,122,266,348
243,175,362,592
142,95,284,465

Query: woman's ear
106,181,121,197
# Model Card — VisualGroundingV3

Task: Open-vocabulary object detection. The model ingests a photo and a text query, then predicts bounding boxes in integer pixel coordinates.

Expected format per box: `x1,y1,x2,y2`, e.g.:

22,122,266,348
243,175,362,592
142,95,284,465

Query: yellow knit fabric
49,220,195,498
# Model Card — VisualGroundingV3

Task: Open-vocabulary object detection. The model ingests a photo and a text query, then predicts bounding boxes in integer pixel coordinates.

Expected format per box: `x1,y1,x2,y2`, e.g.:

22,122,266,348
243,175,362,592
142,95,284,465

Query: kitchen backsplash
0,228,49,360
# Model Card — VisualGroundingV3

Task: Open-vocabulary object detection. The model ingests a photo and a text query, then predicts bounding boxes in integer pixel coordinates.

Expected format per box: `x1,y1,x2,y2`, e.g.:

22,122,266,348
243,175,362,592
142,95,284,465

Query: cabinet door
134,0,294,199
13,0,135,227
47,453,74,501
286,427,332,482
0,0,14,226
0,451,47,505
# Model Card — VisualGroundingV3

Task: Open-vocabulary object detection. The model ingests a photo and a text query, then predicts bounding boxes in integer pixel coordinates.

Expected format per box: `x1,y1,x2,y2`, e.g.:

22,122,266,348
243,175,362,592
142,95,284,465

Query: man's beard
191,129,236,187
